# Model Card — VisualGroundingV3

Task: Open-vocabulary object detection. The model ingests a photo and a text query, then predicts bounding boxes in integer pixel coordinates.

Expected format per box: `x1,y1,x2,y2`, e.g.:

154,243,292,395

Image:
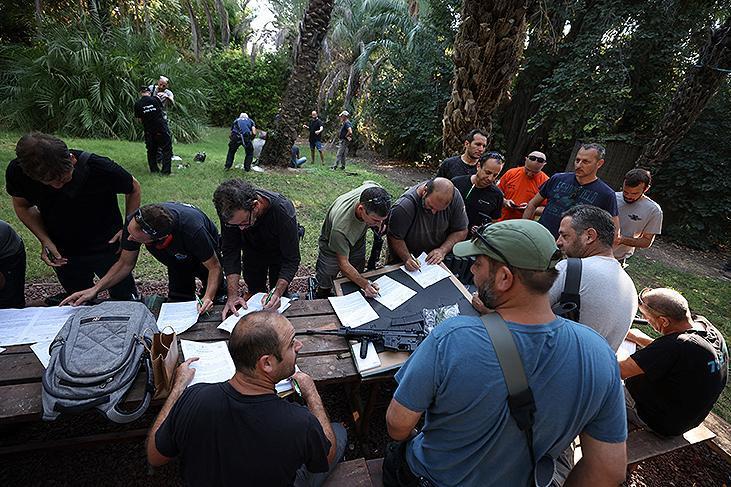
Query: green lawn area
2,128,730,421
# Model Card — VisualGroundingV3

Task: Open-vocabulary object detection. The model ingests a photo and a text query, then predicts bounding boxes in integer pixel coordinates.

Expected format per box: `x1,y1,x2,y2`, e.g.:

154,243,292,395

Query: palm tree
258,0,336,166
442,0,534,155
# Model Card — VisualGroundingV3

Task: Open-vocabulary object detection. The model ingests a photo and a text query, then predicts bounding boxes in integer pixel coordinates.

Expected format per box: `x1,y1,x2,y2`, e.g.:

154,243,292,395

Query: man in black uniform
452,151,505,230
213,179,301,319
6,133,140,301
225,113,257,172
304,110,325,164
0,220,26,309
134,86,173,175
435,129,487,180
62,202,224,313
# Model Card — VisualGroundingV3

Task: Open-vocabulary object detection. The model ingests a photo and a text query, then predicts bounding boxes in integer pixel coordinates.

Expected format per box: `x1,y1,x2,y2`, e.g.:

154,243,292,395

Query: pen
44,246,56,263
291,377,302,397
465,184,475,201
409,253,422,272
195,294,206,314
264,289,275,306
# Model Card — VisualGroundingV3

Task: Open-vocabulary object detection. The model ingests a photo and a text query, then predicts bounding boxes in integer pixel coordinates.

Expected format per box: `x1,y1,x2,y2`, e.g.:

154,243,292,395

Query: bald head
525,151,547,178
229,312,288,373
640,288,691,322
419,178,454,214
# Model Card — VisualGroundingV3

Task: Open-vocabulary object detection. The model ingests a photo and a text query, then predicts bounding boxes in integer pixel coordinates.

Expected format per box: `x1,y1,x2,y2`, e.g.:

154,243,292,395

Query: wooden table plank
626,423,715,464
0,351,45,385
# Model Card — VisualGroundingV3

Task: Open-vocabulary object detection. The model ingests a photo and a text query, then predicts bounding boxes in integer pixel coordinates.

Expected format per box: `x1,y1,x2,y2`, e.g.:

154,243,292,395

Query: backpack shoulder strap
554,258,582,320
77,151,93,165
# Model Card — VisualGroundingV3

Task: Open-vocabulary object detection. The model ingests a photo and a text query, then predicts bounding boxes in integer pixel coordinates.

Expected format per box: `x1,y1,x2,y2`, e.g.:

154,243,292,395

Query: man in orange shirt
497,151,549,220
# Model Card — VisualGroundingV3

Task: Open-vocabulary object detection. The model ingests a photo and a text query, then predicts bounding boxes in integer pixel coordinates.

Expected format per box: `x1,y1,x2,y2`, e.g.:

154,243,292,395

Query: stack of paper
217,293,292,333
350,341,381,373
401,252,451,288
372,275,417,311
328,292,379,328
0,306,82,347
616,339,637,361
158,301,200,335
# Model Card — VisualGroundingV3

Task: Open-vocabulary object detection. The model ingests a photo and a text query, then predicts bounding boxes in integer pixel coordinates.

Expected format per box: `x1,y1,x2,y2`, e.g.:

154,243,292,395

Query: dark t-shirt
122,202,219,264
308,118,323,142
435,155,478,181
626,317,728,436
0,220,23,260
5,150,134,256
537,172,619,237
156,382,331,487
133,95,168,133
231,117,256,137
452,175,504,227
339,121,352,140
220,190,301,283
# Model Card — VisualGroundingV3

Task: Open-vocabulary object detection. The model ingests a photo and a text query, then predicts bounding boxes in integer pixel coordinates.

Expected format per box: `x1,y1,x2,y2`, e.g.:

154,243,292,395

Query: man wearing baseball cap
385,220,627,486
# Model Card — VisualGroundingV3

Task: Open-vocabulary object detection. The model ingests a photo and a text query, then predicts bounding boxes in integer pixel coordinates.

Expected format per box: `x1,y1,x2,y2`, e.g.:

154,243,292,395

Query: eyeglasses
471,224,512,267
224,210,253,229
134,209,161,239
638,287,663,316
482,151,505,162
527,155,546,163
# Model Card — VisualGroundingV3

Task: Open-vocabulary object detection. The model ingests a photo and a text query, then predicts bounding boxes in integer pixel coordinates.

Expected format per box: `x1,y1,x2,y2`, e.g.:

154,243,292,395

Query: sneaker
330,166,337,170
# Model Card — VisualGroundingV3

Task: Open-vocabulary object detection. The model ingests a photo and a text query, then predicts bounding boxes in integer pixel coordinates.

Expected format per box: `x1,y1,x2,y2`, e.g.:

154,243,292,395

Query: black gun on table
296,327,428,359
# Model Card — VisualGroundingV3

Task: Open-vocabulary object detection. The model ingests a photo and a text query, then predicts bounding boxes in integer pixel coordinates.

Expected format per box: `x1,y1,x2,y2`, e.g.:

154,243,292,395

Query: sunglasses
471,224,512,267
527,155,546,163
134,209,162,239
638,287,663,316
482,151,505,162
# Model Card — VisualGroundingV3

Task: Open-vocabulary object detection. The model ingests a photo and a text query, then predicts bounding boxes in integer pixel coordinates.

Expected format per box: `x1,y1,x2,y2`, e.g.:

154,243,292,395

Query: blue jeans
294,422,348,487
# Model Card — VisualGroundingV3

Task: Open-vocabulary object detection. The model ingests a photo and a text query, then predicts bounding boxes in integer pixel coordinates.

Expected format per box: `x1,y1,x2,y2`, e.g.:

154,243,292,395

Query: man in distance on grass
497,150,550,220
332,111,353,170
304,110,325,165
134,86,173,175
435,129,488,181
225,113,257,172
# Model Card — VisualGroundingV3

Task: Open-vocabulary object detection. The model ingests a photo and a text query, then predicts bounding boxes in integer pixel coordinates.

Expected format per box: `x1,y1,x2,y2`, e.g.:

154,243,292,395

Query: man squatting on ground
387,177,468,271
62,203,224,313
225,113,257,172
613,168,663,265
435,129,488,180
147,311,347,487
452,151,505,230
6,132,140,301
213,179,302,319
497,150,550,220
384,219,627,486
134,85,173,175
315,182,391,298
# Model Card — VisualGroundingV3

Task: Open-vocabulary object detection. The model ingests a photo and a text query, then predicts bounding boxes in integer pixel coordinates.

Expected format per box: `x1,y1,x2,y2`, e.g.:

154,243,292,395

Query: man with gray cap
385,219,627,486
332,111,352,170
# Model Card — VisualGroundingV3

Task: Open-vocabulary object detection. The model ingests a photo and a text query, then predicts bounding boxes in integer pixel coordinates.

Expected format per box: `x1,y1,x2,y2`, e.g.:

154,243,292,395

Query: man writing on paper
315,182,391,298
147,312,347,486
387,178,468,271
62,203,224,314
384,220,627,486
213,179,302,318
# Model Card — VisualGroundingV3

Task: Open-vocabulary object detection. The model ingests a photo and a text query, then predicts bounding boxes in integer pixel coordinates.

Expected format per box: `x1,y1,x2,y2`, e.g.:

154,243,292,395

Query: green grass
0,128,404,281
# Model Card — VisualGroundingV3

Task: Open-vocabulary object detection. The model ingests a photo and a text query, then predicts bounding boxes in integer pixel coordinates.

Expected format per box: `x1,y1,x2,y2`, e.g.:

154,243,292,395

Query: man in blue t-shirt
225,113,257,172
331,111,352,170
385,219,627,487
523,143,619,238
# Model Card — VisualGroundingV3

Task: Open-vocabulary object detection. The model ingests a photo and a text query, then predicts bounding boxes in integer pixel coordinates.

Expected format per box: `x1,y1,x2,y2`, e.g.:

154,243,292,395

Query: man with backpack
225,113,257,172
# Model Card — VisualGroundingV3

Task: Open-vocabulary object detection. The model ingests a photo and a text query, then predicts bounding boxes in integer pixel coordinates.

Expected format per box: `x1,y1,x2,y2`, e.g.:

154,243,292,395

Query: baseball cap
339,110,350,117
453,220,561,271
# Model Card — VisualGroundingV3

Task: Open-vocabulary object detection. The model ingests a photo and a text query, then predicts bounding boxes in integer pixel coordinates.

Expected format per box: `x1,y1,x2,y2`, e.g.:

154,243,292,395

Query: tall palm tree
258,0,336,166
442,0,534,155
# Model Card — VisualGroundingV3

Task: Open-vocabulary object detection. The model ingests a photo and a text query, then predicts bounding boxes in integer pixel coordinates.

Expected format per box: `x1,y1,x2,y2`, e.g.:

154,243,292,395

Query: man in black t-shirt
452,151,505,230
0,220,26,309
61,202,224,313
620,287,728,436
213,179,302,319
226,113,257,171
134,86,173,174
6,133,140,301
435,129,487,180
147,312,346,487
304,110,325,164
332,111,352,170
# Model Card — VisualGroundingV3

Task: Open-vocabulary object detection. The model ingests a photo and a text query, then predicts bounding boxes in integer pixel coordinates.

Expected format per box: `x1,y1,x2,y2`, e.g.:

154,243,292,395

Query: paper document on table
0,347,5,355
351,341,381,373
616,339,637,361
158,301,199,335
373,275,417,311
217,293,292,333
401,252,451,288
328,292,379,328
31,340,53,368
181,340,235,386
0,306,83,347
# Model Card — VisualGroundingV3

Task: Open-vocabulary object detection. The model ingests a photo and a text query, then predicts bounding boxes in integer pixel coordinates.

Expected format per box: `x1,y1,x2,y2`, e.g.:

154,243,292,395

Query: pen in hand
264,289,275,306
409,253,422,272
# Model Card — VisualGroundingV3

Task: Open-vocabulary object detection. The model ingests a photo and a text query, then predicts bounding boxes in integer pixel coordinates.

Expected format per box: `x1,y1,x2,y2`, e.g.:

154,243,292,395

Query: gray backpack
42,301,158,423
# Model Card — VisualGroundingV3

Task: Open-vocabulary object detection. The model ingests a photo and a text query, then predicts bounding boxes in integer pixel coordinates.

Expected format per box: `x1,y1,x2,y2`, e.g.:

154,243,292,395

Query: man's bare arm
336,253,378,296
12,196,67,266
564,433,626,486
616,232,655,249
522,193,545,220
386,398,422,441
294,371,338,465
387,236,420,271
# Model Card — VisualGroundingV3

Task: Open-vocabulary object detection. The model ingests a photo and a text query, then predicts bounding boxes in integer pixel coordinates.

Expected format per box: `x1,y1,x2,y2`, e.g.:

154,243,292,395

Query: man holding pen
452,152,505,230
314,182,391,298
62,203,224,313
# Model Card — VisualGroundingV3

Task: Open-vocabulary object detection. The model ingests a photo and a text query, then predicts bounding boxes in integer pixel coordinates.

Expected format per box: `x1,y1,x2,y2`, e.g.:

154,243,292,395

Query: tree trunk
343,62,360,114
202,0,216,48
182,0,202,61
35,0,43,25
214,0,230,48
258,0,336,167
636,16,731,170
442,0,533,155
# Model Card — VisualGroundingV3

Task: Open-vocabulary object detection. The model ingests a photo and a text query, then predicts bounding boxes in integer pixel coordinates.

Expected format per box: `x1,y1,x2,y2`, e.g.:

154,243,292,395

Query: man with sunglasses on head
497,151,549,220
61,203,224,313
385,220,627,486
435,129,487,180
523,143,619,239
213,179,302,318
452,152,505,230
387,178,468,271
315,182,391,298
6,132,140,302
620,287,727,437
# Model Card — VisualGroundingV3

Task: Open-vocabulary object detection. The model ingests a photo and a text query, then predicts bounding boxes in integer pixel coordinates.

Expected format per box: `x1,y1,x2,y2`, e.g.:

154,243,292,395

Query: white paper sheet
157,301,200,335
400,252,451,288
0,306,83,347
31,340,53,368
180,340,236,386
351,341,381,372
275,365,301,395
616,339,637,361
373,275,417,311
0,347,5,354
328,292,379,328
217,293,292,333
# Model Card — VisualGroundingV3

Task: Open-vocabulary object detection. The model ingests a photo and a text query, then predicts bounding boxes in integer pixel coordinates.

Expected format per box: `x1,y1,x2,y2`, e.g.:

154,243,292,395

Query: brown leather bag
150,327,179,399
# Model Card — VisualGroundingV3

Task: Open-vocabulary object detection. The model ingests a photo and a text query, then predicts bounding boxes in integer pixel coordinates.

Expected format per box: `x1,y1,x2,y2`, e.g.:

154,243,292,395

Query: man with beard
613,169,663,265
435,129,487,180
384,220,627,486
452,152,505,230
147,312,347,486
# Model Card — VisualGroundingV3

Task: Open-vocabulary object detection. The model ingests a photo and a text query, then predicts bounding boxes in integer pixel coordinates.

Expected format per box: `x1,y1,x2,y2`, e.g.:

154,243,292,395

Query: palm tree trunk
636,16,731,170
442,0,533,155
259,0,336,167
214,0,230,48
202,0,216,48
182,0,202,61
35,0,43,25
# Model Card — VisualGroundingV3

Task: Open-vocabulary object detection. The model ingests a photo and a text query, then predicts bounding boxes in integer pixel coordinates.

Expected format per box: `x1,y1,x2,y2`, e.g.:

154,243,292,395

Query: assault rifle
296,326,428,359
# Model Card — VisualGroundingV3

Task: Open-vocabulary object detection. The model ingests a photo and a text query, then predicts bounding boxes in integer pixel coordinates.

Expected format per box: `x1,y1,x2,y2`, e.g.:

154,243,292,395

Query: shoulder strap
555,258,582,321
77,151,92,166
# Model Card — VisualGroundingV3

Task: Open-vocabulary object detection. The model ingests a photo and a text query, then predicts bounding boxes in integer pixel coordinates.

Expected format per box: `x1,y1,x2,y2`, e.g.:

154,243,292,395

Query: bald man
497,150,549,220
387,178,468,271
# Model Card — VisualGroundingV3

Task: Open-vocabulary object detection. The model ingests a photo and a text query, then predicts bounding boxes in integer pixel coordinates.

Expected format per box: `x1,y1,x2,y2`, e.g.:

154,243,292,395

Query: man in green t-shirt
315,182,391,298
